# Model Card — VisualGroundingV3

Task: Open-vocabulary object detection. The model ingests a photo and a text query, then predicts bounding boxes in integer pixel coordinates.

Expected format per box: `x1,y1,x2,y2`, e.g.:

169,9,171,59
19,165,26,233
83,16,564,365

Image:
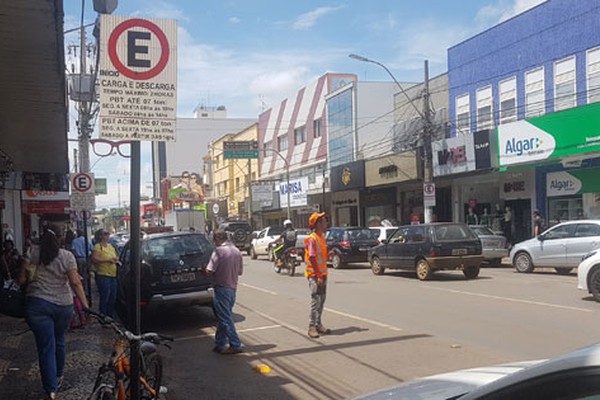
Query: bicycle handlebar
84,308,174,344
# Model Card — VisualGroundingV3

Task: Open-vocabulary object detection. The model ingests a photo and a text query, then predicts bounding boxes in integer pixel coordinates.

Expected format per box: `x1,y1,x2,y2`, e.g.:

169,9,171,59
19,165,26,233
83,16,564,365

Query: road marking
324,308,404,331
238,324,282,333
426,286,593,312
241,282,278,295
240,282,404,331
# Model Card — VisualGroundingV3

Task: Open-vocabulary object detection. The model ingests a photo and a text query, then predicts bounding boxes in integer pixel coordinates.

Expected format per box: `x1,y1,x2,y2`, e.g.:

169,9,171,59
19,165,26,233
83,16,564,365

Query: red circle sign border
108,18,170,80
73,173,93,193
423,183,435,195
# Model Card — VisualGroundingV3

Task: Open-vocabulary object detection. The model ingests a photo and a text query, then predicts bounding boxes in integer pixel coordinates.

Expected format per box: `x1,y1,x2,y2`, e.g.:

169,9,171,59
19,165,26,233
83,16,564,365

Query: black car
326,227,380,268
368,222,483,280
219,221,253,255
116,231,215,324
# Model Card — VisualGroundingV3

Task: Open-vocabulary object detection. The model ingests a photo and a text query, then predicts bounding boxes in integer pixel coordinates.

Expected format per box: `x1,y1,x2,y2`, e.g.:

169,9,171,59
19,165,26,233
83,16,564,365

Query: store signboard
279,176,308,208
498,102,600,166
547,168,600,197
432,135,476,176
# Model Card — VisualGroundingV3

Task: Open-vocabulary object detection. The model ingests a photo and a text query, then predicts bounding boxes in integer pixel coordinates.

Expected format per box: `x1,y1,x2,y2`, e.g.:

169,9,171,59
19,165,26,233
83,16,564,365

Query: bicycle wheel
89,383,116,400
141,352,163,399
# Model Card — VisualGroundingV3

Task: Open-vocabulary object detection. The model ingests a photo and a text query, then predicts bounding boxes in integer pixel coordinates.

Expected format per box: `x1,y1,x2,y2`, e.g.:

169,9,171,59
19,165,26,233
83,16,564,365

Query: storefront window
548,196,583,222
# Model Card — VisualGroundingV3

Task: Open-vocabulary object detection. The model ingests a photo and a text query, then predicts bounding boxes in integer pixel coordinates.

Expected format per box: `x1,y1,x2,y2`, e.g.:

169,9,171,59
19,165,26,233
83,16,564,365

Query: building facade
447,0,600,239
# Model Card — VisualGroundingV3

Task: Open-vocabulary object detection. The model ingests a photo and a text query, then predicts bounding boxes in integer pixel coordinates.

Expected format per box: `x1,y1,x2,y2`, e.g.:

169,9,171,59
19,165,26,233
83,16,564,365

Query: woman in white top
18,225,89,400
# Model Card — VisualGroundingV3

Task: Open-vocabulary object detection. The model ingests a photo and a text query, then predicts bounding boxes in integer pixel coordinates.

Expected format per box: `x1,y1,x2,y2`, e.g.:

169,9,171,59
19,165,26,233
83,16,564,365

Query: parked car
355,342,600,400
577,250,600,302
510,220,600,275
369,226,399,243
326,227,380,269
250,226,285,260
219,221,253,254
108,231,129,254
368,222,483,280
469,225,509,266
294,228,311,259
116,231,215,325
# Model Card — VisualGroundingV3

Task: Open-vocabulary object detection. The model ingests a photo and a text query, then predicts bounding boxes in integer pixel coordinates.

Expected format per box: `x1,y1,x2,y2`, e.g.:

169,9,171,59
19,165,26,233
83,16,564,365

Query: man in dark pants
304,212,331,338
204,229,244,354
70,230,93,294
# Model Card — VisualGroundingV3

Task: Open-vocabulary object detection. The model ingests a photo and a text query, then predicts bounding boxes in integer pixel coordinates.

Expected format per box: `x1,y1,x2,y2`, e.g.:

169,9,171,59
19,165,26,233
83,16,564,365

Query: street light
349,53,434,224
263,147,291,220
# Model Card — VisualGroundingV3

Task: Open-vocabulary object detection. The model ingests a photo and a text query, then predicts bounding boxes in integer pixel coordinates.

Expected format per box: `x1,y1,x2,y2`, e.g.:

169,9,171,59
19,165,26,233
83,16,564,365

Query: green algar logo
505,137,542,156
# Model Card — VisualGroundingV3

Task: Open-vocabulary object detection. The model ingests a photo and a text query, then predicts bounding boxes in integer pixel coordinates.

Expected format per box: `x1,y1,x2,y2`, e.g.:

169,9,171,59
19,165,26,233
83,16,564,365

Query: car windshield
434,224,478,241
270,227,285,236
347,229,378,240
143,234,212,260
470,226,494,236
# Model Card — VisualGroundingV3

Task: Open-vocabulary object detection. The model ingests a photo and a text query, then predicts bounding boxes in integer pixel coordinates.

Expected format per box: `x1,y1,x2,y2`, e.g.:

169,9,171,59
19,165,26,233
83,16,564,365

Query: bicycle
85,309,173,400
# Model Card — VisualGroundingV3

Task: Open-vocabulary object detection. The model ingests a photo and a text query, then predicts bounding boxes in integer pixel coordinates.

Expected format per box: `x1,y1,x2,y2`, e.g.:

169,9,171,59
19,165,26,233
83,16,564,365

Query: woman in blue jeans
19,225,89,400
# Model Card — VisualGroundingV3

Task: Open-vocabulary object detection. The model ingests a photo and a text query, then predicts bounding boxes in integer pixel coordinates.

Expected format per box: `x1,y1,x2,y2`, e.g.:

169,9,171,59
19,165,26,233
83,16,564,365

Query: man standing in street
204,229,244,354
305,211,331,338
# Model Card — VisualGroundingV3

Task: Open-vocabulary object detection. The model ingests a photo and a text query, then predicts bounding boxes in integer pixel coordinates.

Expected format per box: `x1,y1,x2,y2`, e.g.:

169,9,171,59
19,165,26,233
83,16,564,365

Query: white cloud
476,0,547,26
228,16,241,24
292,6,342,30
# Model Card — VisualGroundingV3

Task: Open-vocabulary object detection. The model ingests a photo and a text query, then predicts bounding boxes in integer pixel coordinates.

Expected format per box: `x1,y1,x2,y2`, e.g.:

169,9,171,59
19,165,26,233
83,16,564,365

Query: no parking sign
98,15,177,142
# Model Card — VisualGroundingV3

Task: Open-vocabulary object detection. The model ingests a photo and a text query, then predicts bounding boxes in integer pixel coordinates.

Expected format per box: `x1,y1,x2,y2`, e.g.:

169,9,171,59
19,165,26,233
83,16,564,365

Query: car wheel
589,268,600,302
331,254,344,269
463,266,480,279
370,256,385,275
514,252,534,273
555,267,573,275
250,246,257,260
415,259,432,281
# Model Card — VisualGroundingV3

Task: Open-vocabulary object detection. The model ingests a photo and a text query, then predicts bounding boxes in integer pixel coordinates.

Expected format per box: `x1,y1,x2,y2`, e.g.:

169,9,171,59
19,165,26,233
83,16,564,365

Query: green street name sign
223,140,259,159
497,102,600,166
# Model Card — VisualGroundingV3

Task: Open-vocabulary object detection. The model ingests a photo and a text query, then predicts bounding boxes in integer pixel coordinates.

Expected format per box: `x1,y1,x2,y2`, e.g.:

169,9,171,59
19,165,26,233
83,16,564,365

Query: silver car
469,225,508,267
510,220,600,274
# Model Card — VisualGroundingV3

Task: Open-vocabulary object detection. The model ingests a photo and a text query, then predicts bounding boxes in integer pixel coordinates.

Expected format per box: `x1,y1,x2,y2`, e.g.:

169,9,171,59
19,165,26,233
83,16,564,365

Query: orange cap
309,211,327,227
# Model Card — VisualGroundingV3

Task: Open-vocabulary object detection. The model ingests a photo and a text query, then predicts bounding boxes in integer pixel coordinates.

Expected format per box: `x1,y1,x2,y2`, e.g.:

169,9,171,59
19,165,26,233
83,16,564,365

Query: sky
62,0,546,210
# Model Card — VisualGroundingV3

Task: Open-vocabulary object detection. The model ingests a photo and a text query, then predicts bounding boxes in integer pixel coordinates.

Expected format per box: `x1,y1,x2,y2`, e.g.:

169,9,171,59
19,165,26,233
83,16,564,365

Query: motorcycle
273,246,300,276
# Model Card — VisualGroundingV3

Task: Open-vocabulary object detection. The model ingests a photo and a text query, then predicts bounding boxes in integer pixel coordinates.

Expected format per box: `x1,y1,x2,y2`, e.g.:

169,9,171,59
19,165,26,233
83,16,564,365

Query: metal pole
423,60,433,224
286,167,291,220
129,141,141,400
247,159,252,225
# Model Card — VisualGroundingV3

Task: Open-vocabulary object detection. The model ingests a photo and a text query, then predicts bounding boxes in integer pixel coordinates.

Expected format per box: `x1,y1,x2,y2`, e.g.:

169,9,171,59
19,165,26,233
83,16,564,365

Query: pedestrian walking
533,209,546,237
70,230,93,296
305,211,331,338
18,225,89,400
91,229,118,317
203,229,244,354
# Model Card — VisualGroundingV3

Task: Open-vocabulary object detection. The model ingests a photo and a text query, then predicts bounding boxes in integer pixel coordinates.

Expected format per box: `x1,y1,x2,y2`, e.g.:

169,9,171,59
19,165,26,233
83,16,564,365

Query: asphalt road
143,256,600,399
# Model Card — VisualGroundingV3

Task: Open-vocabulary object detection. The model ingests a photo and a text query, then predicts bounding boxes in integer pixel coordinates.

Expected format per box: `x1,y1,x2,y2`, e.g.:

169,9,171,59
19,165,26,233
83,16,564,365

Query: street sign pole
129,140,141,400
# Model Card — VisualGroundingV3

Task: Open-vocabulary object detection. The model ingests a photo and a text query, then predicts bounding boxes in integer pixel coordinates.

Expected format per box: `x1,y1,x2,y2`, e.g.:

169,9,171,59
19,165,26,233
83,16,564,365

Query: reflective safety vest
304,232,328,278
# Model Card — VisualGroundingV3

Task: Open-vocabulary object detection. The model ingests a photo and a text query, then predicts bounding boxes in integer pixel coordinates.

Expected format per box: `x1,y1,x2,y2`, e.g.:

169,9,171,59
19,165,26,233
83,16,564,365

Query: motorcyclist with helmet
271,219,297,267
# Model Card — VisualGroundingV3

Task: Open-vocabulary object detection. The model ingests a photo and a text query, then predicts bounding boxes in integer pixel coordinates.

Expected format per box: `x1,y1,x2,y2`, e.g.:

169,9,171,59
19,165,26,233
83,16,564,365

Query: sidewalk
0,309,113,399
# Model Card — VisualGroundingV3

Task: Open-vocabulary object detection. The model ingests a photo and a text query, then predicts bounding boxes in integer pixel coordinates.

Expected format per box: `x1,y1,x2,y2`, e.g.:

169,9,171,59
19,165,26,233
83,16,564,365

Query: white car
249,226,284,260
577,250,600,302
510,219,600,275
355,342,600,399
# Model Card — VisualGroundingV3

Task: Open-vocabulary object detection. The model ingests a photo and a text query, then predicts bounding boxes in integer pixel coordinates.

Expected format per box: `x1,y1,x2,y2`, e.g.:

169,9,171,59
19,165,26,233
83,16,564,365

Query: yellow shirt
93,243,118,277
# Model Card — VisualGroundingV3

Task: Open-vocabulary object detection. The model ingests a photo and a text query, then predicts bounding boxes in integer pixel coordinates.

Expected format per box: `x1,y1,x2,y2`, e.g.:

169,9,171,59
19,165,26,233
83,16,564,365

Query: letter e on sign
71,173,95,193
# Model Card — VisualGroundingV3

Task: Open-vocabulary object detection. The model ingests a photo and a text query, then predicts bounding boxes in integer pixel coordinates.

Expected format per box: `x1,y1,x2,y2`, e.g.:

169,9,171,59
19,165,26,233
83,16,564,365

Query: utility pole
423,60,434,224
349,54,436,224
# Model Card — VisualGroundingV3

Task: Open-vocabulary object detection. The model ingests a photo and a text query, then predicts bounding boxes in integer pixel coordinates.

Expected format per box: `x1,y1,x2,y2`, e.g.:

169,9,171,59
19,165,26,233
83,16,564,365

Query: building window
499,77,517,124
455,93,470,135
476,86,493,130
313,118,322,138
236,177,240,191
525,67,545,118
215,155,220,168
294,125,306,145
587,47,600,104
554,56,576,112
277,134,288,152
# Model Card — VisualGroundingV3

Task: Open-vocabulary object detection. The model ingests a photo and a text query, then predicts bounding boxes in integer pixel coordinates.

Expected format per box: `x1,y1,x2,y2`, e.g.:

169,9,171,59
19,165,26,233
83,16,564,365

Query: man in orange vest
305,211,331,338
